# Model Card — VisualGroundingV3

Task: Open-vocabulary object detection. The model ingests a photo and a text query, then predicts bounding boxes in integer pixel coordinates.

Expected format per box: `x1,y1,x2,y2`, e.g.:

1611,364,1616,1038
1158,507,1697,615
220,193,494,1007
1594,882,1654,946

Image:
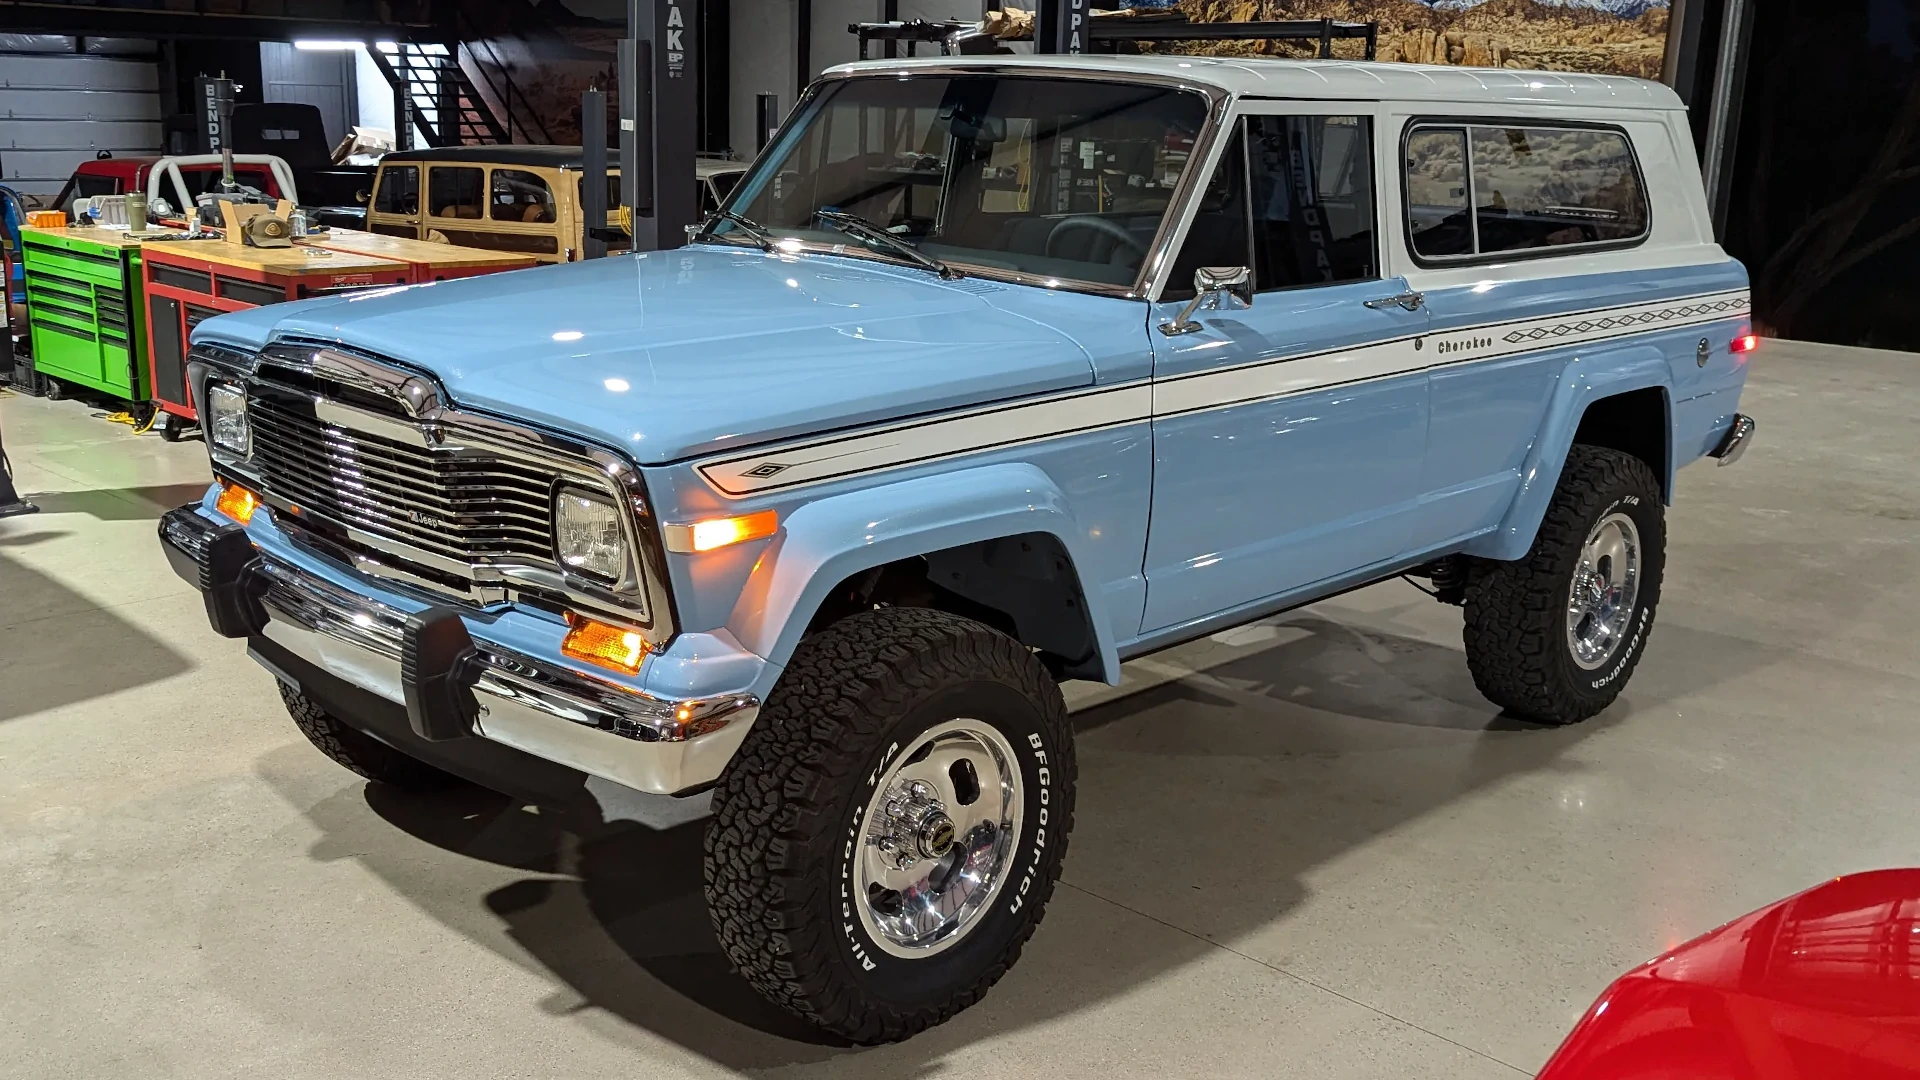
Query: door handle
1364,290,1425,312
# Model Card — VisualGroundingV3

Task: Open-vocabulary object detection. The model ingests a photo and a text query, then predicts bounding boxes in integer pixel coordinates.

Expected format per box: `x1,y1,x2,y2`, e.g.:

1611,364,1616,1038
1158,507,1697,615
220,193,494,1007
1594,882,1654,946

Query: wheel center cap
917,812,957,859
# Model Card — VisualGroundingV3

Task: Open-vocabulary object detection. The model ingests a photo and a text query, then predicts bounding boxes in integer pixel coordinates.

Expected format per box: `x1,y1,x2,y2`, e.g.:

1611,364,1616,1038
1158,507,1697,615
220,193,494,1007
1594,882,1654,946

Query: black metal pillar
756,93,781,152
622,0,699,251
1035,0,1089,54
582,86,610,259
1699,0,1752,238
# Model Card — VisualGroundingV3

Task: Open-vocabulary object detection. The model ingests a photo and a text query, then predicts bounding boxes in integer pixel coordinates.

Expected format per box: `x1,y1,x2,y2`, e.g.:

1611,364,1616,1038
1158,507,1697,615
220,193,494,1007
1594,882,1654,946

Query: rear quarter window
1403,120,1649,263
428,166,485,219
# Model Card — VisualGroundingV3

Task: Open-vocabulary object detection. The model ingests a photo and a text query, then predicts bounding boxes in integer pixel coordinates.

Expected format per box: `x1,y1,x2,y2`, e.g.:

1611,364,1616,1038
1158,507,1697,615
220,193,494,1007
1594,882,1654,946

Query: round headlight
553,486,627,582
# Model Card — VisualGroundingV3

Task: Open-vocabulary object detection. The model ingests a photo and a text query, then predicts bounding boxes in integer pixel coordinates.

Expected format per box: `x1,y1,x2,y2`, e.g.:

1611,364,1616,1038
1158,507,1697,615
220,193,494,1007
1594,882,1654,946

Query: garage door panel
0,89,160,121
0,120,163,146
0,49,162,199
0,55,157,91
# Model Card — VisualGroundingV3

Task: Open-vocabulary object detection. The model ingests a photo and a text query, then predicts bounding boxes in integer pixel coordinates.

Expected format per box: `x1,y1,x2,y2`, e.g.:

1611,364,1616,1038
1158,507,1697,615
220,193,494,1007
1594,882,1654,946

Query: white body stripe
696,288,1749,498
700,384,1152,496
1153,335,1423,417
1155,288,1750,418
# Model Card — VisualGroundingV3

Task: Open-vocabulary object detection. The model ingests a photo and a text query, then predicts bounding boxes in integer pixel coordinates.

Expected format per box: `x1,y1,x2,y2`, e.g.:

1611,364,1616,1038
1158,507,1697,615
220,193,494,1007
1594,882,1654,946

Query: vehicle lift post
1034,0,1089,54
581,85,610,260
618,0,700,252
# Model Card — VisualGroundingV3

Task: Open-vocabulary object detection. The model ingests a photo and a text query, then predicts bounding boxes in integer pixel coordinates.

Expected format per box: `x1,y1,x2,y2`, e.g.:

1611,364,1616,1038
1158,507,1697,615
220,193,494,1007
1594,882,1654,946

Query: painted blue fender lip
725,461,1126,685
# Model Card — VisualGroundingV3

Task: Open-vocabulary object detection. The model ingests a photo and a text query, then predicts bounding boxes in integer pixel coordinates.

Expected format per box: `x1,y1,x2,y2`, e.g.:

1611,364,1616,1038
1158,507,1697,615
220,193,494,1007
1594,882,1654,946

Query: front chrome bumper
159,505,757,795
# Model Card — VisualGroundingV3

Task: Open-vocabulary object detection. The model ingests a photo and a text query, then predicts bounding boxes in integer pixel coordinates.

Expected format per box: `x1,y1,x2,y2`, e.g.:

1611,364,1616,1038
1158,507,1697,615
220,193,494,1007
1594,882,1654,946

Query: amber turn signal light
215,482,259,525
561,612,649,674
664,510,779,553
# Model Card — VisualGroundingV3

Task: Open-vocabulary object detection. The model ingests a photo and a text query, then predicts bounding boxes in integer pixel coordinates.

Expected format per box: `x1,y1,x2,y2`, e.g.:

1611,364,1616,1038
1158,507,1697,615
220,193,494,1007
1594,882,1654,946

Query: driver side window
1165,114,1380,299
1164,127,1248,302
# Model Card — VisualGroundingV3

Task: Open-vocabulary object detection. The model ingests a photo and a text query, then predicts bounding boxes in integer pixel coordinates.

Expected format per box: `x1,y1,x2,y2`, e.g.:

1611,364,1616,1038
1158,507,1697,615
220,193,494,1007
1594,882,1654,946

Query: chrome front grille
247,395,558,568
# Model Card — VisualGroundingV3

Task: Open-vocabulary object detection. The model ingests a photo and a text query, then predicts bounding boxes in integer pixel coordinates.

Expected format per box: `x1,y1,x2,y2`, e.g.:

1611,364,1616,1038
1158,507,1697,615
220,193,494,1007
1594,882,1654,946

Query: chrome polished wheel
855,719,1024,958
1566,511,1642,670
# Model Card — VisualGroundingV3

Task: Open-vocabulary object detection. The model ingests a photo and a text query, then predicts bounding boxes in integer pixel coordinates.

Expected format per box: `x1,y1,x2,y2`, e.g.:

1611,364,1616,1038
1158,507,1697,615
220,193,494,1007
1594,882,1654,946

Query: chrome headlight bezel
205,381,251,459
552,484,630,585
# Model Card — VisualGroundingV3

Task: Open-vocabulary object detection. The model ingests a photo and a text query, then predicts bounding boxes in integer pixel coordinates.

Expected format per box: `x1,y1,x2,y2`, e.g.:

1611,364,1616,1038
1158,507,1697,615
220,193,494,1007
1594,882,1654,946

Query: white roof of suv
829,54,1684,111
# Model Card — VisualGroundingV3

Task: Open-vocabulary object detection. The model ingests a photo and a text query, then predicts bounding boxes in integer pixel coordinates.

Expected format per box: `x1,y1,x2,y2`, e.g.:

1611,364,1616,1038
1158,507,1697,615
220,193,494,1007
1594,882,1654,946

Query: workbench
302,229,540,281
19,227,151,404
140,238,410,434
138,232,537,435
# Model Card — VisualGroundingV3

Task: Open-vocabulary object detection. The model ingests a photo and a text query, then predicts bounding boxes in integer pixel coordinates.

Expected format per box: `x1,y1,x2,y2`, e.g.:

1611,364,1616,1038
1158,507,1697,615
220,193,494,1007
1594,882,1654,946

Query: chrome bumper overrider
159,505,757,796
1710,413,1756,467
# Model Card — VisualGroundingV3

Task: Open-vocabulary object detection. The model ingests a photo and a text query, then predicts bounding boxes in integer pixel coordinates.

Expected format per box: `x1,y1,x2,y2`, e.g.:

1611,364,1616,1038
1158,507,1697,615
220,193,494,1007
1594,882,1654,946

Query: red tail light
1731,333,1759,355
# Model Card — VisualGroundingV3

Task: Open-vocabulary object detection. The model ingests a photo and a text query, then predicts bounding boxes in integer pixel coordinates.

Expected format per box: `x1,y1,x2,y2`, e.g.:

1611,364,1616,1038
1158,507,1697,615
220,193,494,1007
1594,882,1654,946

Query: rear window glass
428,166,484,219
490,168,555,223
1405,123,1648,261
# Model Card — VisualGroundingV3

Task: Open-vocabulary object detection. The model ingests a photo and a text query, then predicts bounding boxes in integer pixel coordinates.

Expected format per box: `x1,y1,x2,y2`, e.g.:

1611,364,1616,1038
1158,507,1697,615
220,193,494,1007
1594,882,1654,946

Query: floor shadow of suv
293,604,1645,1072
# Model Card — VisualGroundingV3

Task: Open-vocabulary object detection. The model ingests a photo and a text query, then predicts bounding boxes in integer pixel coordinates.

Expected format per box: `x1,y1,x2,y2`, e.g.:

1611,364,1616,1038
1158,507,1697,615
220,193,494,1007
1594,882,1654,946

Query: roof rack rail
849,13,1376,61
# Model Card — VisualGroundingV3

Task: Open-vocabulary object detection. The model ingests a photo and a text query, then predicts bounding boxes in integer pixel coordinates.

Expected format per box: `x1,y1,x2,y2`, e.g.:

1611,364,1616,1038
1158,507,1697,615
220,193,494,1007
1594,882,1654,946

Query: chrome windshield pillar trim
1139,88,1238,302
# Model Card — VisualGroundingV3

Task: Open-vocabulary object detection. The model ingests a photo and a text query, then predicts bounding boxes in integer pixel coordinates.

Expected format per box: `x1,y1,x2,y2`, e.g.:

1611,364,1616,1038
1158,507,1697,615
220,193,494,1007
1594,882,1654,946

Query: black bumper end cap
159,505,266,638
402,606,480,742
202,526,267,639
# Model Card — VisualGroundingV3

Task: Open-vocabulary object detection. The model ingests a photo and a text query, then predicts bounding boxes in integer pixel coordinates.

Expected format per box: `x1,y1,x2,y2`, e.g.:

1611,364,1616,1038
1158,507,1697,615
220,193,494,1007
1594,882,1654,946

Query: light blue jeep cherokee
160,55,1756,1042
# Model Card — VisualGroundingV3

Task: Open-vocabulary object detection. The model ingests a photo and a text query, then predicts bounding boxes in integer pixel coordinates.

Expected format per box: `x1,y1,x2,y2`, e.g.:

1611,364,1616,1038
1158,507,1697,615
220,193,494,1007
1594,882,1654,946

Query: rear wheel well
803,532,1102,681
1573,387,1670,500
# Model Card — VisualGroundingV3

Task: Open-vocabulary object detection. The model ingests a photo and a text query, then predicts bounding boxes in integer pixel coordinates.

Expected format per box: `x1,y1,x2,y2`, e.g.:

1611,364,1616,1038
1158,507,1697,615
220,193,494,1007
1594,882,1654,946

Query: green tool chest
21,228,148,402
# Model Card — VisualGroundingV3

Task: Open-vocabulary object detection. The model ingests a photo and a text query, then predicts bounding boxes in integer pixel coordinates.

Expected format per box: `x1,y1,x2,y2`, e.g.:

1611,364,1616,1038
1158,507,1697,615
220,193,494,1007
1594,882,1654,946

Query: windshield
718,75,1210,287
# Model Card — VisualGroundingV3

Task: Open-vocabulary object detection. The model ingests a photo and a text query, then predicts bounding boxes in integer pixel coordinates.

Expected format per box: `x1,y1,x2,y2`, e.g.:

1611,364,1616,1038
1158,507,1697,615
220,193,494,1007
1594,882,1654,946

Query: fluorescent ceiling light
293,39,364,50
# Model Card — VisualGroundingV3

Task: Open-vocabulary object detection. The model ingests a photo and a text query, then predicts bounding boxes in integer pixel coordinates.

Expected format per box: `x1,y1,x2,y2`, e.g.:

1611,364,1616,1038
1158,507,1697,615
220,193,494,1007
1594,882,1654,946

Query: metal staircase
368,41,509,148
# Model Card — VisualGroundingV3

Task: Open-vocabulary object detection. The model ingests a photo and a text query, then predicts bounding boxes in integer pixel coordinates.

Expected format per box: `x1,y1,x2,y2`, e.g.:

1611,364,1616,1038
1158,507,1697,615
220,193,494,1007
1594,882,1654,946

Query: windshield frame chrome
713,64,1233,302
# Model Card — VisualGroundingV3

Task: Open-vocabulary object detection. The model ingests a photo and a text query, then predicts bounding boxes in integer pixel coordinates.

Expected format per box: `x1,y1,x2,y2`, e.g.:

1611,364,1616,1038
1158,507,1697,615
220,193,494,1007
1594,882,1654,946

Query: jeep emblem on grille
406,509,449,529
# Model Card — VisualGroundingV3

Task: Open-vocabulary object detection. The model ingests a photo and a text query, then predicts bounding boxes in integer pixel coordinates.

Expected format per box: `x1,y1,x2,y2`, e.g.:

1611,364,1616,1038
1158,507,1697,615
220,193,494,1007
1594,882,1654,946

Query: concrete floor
1,339,1916,1078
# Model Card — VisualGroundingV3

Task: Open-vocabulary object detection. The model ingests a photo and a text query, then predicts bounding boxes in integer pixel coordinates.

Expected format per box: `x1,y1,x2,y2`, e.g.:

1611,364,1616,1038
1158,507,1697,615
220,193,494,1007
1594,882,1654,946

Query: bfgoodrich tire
1463,444,1666,725
705,607,1076,1044
278,681,459,791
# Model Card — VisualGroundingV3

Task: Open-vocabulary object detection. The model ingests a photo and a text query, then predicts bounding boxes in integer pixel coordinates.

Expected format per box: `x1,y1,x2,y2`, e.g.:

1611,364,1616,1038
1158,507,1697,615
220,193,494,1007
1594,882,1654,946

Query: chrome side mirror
1159,266,1252,337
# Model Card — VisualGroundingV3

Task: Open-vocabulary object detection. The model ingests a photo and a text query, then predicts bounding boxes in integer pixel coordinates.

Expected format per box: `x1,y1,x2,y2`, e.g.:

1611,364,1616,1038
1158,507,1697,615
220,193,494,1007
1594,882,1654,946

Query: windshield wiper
814,210,961,280
697,209,775,252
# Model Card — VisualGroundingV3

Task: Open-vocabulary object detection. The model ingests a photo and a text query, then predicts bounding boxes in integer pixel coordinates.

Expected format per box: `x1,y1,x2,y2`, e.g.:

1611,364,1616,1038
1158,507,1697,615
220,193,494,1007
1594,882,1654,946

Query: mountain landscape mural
1155,0,1672,78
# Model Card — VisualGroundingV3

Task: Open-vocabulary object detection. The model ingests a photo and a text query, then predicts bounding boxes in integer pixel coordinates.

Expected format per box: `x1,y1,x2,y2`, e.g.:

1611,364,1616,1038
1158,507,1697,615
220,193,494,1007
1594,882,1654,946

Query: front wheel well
1572,387,1671,500
802,532,1103,681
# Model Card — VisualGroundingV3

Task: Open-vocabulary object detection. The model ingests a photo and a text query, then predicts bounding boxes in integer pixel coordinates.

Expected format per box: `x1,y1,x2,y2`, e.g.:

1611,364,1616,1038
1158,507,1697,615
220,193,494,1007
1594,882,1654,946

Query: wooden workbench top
306,229,539,269
139,237,404,274
20,225,151,250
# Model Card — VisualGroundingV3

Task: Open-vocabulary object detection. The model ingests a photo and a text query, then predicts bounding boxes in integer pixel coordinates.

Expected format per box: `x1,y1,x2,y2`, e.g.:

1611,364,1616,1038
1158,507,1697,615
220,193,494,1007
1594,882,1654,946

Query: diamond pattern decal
1502,298,1748,344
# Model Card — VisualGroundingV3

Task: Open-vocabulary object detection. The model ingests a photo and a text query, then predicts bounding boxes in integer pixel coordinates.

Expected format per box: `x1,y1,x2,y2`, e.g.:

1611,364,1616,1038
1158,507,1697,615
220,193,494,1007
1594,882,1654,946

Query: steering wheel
1045,216,1148,261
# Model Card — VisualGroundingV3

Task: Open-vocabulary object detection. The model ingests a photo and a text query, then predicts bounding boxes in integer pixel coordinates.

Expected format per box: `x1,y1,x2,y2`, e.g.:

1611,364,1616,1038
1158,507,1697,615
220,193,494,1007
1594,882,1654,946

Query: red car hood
1540,869,1920,1079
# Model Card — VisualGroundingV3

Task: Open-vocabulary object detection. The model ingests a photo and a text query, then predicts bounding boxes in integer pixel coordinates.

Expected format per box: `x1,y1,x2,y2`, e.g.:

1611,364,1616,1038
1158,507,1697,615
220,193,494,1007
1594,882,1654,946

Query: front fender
1465,346,1671,563
726,462,1123,684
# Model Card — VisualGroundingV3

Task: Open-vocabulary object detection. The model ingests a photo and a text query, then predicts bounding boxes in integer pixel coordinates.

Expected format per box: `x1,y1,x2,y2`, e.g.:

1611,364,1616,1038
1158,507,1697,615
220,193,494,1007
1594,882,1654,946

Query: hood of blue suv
192,247,1101,463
